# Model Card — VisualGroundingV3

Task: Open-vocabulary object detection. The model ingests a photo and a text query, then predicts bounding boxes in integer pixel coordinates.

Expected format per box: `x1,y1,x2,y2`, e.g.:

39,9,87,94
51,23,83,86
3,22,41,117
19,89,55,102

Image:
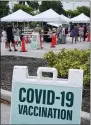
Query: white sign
10,66,83,124
31,32,40,49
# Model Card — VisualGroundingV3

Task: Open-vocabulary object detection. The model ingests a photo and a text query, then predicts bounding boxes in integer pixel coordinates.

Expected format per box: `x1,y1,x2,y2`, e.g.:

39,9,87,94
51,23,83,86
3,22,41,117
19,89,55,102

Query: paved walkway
1,36,90,58
1,103,10,124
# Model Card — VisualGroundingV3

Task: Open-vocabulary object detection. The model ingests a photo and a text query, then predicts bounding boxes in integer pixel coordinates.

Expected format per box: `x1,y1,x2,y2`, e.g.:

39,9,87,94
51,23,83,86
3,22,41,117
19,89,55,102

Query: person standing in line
20,27,23,42
83,24,87,42
70,24,75,44
15,27,21,46
74,24,79,43
62,24,66,44
1,27,7,43
79,25,84,42
56,25,62,44
43,24,49,42
13,26,18,45
6,24,18,51
34,24,41,34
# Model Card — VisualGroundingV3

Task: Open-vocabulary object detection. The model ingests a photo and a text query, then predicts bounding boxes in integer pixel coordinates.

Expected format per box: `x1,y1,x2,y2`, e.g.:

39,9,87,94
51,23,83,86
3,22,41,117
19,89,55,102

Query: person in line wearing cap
34,24,41,34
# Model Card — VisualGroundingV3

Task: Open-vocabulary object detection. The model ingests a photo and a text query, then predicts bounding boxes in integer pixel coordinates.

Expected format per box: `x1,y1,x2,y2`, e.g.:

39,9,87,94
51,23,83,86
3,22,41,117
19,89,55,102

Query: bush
44,49,90,87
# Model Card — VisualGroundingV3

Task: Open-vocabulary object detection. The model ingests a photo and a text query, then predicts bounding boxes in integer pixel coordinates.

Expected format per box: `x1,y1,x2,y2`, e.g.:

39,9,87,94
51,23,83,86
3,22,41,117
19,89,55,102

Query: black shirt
6,26,14,38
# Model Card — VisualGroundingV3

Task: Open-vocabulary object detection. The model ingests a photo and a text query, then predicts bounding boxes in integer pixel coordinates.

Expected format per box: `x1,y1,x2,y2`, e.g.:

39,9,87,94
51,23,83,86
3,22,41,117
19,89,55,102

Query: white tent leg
17,22,18,27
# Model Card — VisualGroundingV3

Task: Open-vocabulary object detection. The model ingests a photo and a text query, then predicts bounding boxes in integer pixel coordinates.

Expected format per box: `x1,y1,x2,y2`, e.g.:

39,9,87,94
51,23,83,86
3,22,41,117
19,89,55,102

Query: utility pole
72,2,75,10
10,0,13,13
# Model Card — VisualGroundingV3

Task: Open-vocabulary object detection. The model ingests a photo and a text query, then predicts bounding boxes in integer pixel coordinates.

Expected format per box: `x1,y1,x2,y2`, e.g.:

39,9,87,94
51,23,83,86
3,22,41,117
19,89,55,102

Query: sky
9,1,90,11
62,2,90,10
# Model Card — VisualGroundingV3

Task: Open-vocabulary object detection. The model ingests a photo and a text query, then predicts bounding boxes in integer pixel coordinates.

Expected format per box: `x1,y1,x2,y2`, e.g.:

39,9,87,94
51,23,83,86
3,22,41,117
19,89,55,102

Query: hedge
44,48,90,87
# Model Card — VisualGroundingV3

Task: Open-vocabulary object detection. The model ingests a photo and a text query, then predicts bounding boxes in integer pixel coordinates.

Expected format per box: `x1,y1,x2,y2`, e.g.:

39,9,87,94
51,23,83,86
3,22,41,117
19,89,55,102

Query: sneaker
9,49,12,52
14,49,18,51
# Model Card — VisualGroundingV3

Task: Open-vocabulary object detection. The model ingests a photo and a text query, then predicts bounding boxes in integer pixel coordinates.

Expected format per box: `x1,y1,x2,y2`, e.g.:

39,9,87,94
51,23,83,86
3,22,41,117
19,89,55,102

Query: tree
13,4,33,15
19,1,39,10
64,10,79,18
64,6,90,18
77,6,90,17
39,1,64,14
0,1,9,18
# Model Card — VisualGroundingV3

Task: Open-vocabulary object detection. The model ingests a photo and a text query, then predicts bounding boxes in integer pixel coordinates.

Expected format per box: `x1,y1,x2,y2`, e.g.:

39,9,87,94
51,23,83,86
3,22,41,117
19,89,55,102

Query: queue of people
70,23,90,44
1,22,90,51
37,24,68,44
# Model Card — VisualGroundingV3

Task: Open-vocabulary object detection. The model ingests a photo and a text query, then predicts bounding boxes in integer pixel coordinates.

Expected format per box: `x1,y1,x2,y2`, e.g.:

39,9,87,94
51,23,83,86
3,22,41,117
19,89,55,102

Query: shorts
14,36,20,42
7,37,14,43
79,32,83,37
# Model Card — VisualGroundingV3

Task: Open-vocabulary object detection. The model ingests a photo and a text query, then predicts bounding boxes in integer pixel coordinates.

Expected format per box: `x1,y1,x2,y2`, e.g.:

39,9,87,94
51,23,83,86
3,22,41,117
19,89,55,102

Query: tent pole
28,22,29,27
23,22,25,28
17,22,18,27
13,23,14,27
42,22,43,28
24,22,25,33
24,22,25,28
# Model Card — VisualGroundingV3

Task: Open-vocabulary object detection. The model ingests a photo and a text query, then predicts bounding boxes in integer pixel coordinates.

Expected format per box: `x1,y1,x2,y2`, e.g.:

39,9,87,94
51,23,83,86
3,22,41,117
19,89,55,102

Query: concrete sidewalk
1,103,10,124
1,36,90,58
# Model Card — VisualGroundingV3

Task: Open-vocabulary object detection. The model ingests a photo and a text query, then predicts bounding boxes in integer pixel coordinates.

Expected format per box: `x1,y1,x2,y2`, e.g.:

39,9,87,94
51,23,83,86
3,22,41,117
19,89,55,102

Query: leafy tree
64,10,79,18
0,1,9,18
39,1,64,14
13,4,33,15
19,1,39,10
64,6,90,18
77,6,90,17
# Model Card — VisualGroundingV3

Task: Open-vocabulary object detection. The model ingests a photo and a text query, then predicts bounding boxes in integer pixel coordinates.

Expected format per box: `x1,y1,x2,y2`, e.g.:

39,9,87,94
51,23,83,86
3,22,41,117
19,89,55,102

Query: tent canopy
70,13,90,23
1,9,33,22
60,14,70,23
30,9,68,23
47,22,62,27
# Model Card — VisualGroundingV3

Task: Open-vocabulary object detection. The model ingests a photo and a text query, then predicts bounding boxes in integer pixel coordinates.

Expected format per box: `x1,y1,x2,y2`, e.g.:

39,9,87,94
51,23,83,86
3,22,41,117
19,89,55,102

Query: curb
1,89,11,102
1,89,90,121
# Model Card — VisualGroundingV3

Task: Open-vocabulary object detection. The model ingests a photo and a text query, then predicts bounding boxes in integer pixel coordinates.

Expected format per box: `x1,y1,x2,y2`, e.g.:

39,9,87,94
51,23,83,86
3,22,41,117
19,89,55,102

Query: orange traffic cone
87,32,90,42
40,34,43,49
20,37,27,52
50,34,56,48
54,34,57,45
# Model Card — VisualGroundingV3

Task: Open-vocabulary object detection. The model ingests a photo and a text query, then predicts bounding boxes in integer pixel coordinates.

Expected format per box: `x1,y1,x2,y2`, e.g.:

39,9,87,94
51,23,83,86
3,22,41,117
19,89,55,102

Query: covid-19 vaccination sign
10,66,83,124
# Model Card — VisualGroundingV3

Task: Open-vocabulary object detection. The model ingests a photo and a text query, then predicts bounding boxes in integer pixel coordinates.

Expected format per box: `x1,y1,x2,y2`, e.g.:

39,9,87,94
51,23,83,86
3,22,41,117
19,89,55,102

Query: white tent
70,13,90,23
1,9,33,22
30,9,68,23
60,14,70,23
47,22,62,27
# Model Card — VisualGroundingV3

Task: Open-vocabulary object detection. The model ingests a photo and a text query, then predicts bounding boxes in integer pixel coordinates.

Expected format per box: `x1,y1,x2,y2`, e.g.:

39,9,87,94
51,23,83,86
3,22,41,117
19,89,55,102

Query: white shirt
1,31,7,42
62,28,65,35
